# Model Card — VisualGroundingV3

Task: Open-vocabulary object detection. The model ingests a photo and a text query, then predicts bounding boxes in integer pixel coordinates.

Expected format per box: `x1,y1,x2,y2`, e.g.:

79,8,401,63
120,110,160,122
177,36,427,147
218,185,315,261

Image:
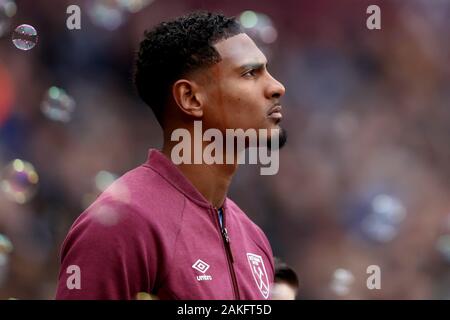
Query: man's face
270,282,298,300
200,33,286,147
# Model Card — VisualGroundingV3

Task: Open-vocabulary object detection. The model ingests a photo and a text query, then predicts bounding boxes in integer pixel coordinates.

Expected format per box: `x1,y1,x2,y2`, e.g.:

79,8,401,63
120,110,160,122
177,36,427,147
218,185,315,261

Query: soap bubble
240,10,258,28
0,233,13,287
87,0,155,30
41,86,76,123
117,0,154,13
330,268,354,296
92,203,120,226
361,194,407,243
239,11,278,44
0,0,17,37
436,234,450,263
12,24,38,50
0,233,13,255
135,292,158,300
436,213,450,263
87,0,125,31
0,159,39,204
95,170,118,192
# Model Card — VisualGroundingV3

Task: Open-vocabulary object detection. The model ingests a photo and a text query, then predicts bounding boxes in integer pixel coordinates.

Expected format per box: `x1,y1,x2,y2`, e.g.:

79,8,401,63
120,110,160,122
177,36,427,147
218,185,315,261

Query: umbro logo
192,259,210,273
192,259,212,281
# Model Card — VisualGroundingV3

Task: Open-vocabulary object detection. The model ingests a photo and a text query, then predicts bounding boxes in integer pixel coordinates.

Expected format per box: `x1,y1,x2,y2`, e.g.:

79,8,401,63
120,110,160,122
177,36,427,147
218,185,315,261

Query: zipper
214,206,240,300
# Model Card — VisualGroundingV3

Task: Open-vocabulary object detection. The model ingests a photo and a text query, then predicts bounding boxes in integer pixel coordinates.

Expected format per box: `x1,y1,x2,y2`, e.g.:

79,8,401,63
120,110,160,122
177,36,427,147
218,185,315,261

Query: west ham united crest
246,253,270,299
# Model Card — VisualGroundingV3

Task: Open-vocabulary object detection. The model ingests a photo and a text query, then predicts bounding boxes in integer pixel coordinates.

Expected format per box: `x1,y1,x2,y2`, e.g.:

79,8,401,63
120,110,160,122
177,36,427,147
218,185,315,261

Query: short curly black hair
274,258,299,290
134,11,243,125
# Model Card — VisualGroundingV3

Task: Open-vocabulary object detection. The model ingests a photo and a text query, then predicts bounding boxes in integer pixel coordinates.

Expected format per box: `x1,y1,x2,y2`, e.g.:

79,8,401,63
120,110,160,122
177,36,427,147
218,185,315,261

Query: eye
243,69,257,78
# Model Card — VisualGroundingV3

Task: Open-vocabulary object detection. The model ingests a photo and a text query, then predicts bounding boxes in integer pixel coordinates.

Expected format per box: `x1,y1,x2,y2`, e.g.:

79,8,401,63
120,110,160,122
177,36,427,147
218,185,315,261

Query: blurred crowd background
0,0,449,299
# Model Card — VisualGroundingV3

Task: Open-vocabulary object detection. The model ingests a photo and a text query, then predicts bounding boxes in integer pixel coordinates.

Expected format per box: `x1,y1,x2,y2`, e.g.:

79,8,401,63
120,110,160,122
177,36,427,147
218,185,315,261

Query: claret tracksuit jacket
56,149,274,300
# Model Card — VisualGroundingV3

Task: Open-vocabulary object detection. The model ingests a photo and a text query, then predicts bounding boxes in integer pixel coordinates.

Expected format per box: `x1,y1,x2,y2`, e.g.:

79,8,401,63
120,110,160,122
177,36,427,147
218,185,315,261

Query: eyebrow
236,62,268,73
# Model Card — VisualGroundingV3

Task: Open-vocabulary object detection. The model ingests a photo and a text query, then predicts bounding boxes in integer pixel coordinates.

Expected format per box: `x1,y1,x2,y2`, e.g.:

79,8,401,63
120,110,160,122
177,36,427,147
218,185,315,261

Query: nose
265,73,286,100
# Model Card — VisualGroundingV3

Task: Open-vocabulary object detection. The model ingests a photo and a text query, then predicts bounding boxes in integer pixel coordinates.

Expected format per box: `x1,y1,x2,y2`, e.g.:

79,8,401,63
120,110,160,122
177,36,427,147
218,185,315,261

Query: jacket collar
144,148,230,210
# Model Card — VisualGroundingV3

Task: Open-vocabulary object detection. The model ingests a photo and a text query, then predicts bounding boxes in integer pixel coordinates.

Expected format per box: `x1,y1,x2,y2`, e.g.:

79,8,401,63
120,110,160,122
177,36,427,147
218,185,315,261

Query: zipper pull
222,228,234,263
222,227,230,243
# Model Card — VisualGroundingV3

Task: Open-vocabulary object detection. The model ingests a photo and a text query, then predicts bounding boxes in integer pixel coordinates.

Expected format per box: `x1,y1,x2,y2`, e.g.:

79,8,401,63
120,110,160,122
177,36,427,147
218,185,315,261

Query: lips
268,105,283,120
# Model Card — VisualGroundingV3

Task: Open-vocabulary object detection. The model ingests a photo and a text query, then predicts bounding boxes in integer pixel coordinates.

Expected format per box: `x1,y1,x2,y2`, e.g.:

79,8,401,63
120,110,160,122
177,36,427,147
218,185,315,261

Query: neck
162,138,238,209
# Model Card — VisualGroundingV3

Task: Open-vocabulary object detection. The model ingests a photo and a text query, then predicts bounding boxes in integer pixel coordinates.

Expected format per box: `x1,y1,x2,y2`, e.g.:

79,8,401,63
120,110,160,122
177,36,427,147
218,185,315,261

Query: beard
266,126,287,150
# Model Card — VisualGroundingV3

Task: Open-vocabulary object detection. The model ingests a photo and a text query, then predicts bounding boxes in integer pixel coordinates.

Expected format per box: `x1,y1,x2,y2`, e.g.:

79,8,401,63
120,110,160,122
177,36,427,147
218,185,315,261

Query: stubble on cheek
206,65,228,131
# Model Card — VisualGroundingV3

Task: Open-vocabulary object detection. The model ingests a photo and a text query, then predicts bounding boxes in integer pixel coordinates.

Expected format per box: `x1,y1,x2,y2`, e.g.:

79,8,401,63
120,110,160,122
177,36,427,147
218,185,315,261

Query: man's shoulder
101,164,185,214
73,164,186,232
119,164,185,200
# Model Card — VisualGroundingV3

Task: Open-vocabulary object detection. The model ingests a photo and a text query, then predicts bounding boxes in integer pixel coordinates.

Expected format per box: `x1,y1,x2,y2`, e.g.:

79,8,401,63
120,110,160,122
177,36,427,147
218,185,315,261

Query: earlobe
172,80,203,118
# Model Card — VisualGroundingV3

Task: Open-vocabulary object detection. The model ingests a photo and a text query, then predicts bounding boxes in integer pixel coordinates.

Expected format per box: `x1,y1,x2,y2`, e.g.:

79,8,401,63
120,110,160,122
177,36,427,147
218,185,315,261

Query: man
56,11,286,300
271,258,300,300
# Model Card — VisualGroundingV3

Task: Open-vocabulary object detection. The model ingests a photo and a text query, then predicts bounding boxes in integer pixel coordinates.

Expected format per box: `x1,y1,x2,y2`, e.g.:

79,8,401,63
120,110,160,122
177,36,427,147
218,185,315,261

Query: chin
267,126,287,150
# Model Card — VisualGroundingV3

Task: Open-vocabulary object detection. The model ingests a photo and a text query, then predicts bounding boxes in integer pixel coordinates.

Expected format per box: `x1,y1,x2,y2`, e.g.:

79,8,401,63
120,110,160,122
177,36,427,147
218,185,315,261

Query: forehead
213,33,267,71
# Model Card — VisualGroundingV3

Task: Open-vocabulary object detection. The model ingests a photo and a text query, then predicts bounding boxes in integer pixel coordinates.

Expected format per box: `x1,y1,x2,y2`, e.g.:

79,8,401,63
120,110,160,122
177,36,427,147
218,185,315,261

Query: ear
172,79,204,118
